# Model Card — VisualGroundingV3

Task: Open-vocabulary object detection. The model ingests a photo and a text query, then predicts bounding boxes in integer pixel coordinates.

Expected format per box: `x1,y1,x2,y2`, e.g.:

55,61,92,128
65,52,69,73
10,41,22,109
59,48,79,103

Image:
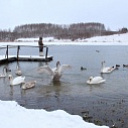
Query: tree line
0,22,127,41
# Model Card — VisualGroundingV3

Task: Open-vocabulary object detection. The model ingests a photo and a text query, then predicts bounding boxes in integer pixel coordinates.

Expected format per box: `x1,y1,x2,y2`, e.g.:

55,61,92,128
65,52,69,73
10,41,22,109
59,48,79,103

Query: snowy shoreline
0,41,128,46
0,33,128,46
12,32,128,44
0,100,109,128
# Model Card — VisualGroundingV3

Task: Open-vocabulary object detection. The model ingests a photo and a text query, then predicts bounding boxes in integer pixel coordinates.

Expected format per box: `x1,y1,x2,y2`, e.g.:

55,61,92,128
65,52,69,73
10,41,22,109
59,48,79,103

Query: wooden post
45,46,48,60
17,46,20,61
7,45,8,62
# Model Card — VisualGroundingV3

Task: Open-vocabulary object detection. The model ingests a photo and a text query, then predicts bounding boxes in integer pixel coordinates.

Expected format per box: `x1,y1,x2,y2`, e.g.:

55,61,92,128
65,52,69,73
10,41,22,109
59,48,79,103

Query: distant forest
0,22,127,41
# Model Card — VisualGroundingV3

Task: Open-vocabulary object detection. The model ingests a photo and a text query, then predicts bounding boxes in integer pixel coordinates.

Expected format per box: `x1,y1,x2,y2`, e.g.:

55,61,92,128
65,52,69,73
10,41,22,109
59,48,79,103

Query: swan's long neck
56,61,61,68
101,62,105,69
101,62,105,73
9,75,13,85
3,67,7,75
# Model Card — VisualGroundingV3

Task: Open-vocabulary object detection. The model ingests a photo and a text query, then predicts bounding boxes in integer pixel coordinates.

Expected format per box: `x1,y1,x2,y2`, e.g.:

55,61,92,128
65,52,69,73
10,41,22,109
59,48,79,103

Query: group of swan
86,61,119,85
37,60,120,85
8,61,70,88
0,64,36,90
0,60,121,88
8,74,36,90
0,65,36,90
38,61,71,81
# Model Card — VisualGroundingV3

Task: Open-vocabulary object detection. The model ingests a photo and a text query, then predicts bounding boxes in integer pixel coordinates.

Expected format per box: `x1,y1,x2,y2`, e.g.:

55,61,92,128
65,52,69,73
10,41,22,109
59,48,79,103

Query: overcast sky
0,0,128,31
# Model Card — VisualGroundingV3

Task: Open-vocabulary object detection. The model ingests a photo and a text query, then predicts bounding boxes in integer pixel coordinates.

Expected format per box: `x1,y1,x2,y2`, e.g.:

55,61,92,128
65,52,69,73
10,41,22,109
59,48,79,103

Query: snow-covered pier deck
0,45,53,64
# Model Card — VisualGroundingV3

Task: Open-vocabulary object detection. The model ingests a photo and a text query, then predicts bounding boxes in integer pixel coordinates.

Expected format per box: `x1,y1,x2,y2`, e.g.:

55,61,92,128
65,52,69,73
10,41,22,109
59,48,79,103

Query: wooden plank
0,55,53,64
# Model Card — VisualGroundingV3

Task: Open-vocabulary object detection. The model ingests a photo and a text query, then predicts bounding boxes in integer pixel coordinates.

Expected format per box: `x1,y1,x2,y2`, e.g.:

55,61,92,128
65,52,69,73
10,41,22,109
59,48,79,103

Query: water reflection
9,86,14,100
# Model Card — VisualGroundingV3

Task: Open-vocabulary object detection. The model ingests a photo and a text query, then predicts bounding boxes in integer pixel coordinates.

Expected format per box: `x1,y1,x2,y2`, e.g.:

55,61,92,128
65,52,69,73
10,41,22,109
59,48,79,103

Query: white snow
85,33,128,43
12,32,128,46
0,100,108,128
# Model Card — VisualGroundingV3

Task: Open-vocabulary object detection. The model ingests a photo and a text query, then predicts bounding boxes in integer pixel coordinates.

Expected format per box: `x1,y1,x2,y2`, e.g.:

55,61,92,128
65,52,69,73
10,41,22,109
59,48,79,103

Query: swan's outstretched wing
58,64,71,73
38,66,54,76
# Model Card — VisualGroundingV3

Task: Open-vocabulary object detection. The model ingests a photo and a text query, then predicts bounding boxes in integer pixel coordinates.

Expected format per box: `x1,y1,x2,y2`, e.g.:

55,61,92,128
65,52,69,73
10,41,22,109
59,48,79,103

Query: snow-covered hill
85,33,128,42
15,33,128,44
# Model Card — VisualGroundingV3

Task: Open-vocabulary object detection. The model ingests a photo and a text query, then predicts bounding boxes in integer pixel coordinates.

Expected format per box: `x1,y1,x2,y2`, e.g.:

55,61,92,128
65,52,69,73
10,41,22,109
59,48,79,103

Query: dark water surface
0,44,128,128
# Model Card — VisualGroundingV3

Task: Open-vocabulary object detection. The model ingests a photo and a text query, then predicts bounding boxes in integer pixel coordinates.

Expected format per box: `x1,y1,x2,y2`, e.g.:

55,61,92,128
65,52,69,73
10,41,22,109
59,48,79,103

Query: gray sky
0,0,128,31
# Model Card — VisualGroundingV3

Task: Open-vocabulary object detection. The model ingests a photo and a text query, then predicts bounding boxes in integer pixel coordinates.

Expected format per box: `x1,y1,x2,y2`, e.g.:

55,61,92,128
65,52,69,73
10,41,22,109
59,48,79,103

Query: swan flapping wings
38,61,71,81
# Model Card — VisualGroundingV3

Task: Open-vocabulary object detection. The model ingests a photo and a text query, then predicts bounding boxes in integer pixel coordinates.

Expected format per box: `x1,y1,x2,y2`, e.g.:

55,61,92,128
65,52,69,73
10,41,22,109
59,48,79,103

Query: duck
38,61,71,81
21,80,36,90
86,76,106,85
101,61,115,74
123,64,128,68
80,66,87,71
8,74,25,86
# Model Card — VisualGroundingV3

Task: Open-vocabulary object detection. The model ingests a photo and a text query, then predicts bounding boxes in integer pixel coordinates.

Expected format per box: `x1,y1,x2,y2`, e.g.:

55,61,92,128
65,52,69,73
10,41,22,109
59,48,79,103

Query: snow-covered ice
0,100,108,128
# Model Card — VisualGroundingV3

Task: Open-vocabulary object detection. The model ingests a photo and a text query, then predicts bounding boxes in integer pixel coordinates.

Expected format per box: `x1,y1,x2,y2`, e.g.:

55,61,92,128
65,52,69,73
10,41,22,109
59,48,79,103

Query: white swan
38,61,71,81
8,74,25,86
21,81,36,90
15,65,22,76
86,76,106,85
0,67,7,78
101,61,115,74
0,67,11,78
15,68,22,76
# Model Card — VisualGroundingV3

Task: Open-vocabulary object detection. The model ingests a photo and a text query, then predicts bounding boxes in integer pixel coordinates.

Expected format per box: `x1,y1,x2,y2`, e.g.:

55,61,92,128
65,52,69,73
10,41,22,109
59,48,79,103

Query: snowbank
0,100,108,128
85,33,128,42
13,33,128,46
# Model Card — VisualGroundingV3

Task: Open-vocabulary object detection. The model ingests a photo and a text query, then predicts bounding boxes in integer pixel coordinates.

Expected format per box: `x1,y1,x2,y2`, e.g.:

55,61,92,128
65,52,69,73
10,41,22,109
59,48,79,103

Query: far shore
0,41,128,46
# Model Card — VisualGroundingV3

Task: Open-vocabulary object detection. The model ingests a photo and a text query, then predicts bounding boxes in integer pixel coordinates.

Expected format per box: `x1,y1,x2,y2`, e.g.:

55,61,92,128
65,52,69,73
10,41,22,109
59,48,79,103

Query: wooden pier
0,45,53,64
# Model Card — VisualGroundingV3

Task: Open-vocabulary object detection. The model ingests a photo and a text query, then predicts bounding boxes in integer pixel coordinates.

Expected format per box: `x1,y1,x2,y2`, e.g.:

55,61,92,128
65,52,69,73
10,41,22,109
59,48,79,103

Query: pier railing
0,44,52,64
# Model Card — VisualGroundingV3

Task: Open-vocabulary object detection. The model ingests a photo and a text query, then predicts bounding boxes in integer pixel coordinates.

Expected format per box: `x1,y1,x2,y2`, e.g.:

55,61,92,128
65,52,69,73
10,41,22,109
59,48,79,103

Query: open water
0,43,128,128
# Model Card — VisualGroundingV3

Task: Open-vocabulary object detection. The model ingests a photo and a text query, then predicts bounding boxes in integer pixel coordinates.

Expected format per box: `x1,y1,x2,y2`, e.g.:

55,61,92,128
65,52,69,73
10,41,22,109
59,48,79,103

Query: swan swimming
101,61,115,74
0,67,11,78
86,76,106,85
15,68,22,76
21,80,36,90
8,74,25,86
38,61,71,81
0,67,7,78
15,64,22,76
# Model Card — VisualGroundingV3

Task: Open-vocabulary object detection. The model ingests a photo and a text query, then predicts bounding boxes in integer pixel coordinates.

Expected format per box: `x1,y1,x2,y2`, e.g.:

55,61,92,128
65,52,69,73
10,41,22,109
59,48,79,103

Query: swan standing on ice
101,61,115,74
38,61,71,81
8,74,25,86
21,81,36,90
86,76,106,85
